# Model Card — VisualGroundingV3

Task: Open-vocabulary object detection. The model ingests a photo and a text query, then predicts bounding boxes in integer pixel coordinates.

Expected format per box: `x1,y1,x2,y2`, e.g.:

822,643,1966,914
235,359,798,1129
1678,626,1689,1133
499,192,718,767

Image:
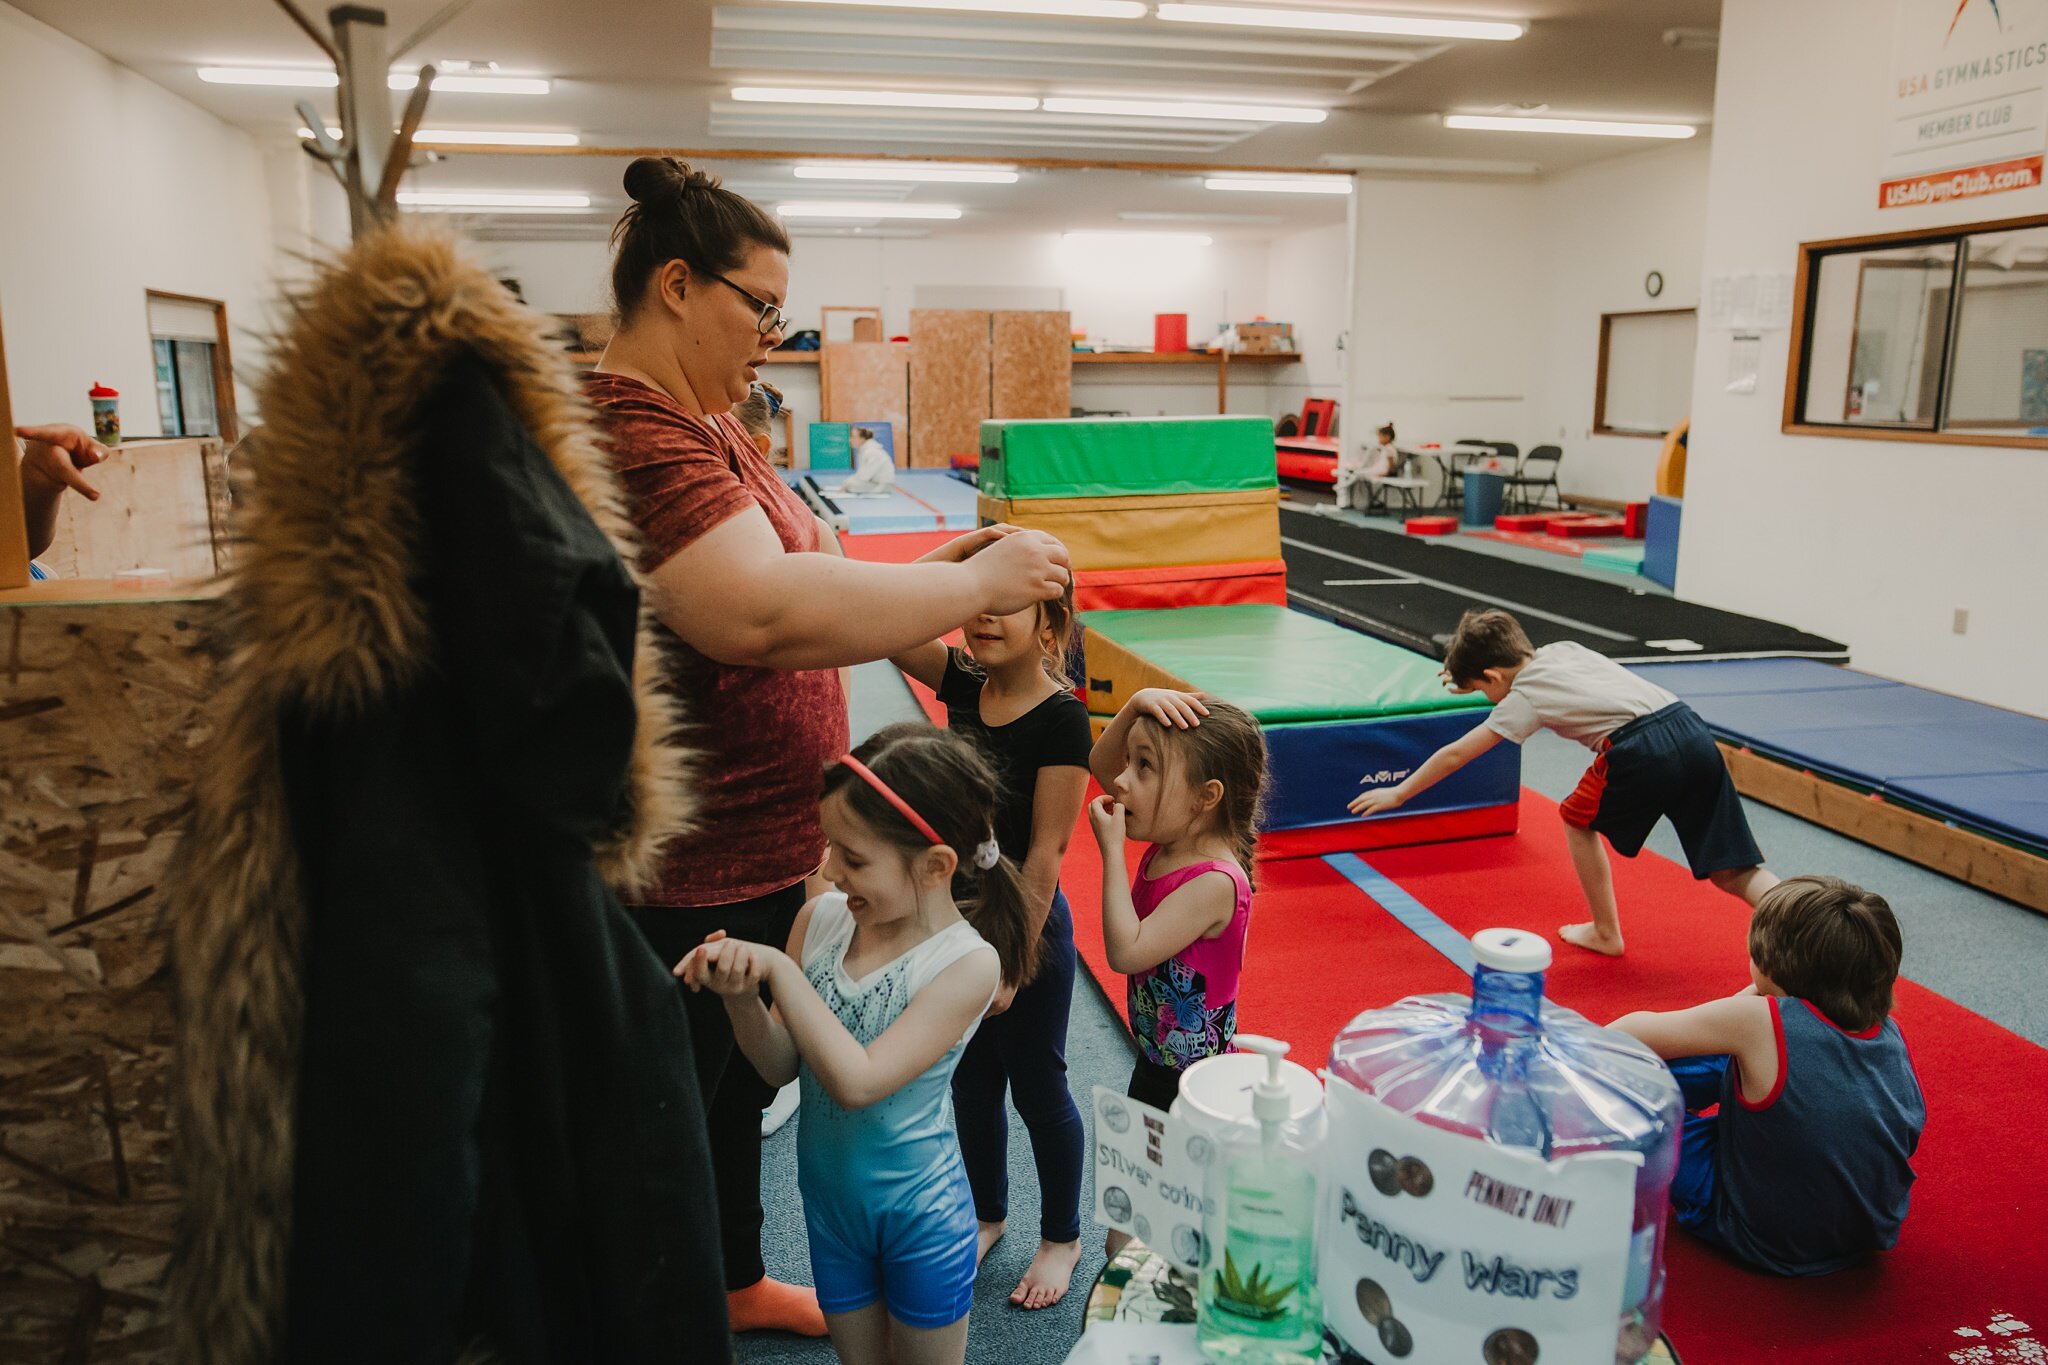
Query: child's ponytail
966,848,1042,989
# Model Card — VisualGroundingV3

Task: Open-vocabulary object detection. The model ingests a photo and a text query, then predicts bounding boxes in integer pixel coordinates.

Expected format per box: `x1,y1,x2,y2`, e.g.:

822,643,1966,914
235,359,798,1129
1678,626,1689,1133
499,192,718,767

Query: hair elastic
839,755,944,847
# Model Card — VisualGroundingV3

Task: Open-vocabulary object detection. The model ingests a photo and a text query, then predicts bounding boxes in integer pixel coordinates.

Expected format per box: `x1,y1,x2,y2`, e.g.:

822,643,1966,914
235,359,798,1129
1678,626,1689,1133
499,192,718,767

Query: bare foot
1559,922,1625,957
976,1219,1007,1268
1011,1239,1082,1310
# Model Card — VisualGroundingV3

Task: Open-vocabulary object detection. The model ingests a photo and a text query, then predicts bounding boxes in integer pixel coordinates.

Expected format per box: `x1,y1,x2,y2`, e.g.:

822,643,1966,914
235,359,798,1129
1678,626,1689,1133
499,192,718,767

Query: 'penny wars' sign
1883,0,2048,207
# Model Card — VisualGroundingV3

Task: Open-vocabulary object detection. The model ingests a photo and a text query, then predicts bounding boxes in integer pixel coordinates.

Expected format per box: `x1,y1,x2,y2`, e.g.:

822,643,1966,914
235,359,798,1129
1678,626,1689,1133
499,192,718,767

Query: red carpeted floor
857,532,2048,1359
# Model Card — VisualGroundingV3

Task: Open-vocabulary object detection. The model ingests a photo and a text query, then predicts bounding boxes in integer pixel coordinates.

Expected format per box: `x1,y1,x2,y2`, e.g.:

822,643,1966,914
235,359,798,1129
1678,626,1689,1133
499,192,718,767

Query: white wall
1265,220,1352,419
1533,139,1713,500
1681,0,2048,715
1343,176,1544,468
0,2,278,436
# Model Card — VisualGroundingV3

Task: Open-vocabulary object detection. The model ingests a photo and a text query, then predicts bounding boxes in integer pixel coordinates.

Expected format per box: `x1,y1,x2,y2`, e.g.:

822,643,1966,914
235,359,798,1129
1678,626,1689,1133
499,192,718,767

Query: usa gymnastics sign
1883,0,2048,208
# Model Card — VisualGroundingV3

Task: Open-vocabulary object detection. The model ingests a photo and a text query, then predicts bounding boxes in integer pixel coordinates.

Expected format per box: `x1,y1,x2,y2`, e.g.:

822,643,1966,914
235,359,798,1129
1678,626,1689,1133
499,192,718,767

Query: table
1402,443,1498,510
1079,1241,1681,1363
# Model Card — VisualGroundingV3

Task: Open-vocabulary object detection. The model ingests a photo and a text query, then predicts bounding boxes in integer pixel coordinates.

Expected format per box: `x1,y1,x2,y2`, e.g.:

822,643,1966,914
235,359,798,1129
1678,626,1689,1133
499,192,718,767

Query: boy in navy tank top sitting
1612,876,1925,1276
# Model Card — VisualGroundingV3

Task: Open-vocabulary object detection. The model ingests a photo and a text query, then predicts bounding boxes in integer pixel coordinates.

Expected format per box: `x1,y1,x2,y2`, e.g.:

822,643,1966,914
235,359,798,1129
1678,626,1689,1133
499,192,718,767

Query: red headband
838,755,943,846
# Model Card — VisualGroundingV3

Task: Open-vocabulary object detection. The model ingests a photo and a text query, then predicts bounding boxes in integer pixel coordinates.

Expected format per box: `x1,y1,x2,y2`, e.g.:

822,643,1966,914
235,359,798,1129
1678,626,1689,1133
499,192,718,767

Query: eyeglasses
704,270,789,339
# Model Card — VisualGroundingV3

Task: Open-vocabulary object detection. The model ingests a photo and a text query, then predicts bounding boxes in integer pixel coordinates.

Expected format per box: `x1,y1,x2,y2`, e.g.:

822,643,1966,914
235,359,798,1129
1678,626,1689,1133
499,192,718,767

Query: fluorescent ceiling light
1156,4,1522,40
301,126,580,147
793,162,1019,184
1204,175,1352,195
398,190,592,208
402,205,596,215
774,0,1145,14
1062,230,1212,246
1443,114,1696,139
734,86,1038,111
390,73,550,95
201,66,548,94
777,201,964,219
1120,210,1283,225
200,66,338,87
1042,96,1325,124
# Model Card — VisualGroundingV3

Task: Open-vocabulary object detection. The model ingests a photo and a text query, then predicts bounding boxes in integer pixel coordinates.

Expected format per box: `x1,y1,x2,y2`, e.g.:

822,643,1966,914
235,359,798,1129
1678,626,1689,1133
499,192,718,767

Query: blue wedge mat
1631,659,2048,854
787,469,980,534
1261,710,1521,833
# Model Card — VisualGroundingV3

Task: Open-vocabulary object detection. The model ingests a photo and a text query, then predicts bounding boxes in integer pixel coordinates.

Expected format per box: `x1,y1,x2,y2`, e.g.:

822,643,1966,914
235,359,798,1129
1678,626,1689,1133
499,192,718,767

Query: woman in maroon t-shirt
587,157,1070,1339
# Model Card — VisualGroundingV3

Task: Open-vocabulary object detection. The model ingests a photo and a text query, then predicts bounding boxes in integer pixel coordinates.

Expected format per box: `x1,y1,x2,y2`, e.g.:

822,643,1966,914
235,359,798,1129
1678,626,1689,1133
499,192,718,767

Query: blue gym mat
784,468,980,535
1631,658,2048,855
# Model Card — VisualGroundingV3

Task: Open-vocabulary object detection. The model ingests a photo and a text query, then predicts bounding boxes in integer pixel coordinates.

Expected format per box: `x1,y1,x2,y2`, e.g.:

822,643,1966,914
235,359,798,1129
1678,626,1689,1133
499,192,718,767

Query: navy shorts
1560,702,1763,878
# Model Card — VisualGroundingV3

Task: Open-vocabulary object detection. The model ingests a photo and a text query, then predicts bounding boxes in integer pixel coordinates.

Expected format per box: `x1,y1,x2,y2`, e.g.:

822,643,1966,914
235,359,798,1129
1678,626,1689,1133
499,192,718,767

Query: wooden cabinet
911,308,1070,468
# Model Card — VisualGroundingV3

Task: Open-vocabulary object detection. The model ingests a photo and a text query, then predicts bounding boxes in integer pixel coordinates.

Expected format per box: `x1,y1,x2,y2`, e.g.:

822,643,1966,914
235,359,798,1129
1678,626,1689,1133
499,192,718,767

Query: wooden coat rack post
0,299,29,589
280,0,465,238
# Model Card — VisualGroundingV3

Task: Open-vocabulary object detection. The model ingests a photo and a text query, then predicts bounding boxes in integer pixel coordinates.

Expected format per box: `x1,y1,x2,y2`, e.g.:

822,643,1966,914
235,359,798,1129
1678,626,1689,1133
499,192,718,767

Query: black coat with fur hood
164,227,728,1364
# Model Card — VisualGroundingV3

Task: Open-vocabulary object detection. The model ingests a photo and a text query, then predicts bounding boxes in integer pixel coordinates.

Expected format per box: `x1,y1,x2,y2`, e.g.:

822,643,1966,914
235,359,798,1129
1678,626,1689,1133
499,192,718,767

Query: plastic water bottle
1321,930,1681,1365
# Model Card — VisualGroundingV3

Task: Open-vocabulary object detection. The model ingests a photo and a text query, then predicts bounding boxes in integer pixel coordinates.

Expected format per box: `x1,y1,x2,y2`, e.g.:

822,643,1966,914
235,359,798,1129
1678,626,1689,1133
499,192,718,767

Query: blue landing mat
1631,658,2048,855
787,468,980,535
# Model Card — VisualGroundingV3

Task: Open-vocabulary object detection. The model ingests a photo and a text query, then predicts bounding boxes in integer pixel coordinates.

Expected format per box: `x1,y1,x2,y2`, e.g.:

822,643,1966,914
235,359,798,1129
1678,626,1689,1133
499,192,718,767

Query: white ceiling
15,0,1721,238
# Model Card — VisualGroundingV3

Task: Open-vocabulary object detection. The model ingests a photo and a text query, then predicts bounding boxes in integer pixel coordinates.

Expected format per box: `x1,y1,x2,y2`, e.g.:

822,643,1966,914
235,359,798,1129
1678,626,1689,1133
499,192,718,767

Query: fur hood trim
164,224,692,1363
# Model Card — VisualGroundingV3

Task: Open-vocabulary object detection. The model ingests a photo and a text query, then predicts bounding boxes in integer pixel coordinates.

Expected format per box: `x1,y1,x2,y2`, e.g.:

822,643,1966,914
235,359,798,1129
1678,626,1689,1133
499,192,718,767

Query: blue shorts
1667,1054,1732,1252
805,1164,979,1329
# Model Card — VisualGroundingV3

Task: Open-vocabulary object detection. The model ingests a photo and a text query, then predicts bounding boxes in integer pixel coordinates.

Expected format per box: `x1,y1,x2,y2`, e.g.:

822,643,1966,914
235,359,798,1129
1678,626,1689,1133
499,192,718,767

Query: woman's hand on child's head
1348,786,1405,818
1088,794,1128,847
919,523,1015,564
1132,688,1208,730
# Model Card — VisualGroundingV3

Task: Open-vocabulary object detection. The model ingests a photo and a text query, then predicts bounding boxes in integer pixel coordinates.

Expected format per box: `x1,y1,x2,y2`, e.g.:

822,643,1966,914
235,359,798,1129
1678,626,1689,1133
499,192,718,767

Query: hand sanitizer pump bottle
1196,1035,1324,1364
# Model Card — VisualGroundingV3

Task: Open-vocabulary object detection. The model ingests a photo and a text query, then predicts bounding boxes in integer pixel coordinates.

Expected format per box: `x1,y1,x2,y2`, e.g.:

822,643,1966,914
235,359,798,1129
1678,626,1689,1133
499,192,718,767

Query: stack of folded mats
1081,604,1522,858
978,416,1286,611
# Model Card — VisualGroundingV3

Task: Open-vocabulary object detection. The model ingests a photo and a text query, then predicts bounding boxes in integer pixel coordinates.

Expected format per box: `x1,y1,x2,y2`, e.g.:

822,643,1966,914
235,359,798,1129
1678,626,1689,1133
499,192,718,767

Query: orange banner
1880,155,2043,208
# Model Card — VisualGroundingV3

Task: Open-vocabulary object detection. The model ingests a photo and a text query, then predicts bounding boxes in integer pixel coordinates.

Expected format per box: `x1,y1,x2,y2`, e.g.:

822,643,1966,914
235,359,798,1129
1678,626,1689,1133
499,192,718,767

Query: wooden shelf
1071,351,1299,365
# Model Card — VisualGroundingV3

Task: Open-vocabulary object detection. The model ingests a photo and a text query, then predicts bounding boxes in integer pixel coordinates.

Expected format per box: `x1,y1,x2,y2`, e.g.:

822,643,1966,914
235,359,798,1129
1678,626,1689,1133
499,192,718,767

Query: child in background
680,724,1036,1365
1611,876,1924,1276
891,579,1093,1310
840,425,898,495
1087,689,1267,1251
1331,422,1400,512
1349,608,1776,956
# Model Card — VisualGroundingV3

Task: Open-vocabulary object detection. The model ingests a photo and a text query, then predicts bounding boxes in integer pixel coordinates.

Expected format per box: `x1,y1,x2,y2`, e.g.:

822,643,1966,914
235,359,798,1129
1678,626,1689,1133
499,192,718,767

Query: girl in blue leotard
681,722,1037,1365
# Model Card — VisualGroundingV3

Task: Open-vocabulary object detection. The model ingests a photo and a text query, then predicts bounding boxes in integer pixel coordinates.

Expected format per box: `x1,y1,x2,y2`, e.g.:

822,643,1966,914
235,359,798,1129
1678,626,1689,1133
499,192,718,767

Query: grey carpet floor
738,615,2048,1364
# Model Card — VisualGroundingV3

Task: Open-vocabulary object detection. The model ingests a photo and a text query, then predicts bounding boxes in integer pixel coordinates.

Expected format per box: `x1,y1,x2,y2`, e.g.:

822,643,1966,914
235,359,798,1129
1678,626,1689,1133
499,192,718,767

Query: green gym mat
1583,546,1646,574
1081,604,1490,724
978,416,1277,500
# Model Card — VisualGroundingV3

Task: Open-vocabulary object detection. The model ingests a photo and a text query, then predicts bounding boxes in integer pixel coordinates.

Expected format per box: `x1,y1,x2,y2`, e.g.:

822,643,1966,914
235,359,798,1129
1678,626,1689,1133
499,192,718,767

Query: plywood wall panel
0,591,222,1361
910,310,991,469
992,310,1072,421
822,341,911,463
39,438,226,581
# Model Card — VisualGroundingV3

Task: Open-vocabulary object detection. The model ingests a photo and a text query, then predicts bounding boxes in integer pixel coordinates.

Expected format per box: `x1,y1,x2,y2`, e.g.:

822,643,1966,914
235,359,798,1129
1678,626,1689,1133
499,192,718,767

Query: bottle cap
1236,1034,1293,1126
89,382,119,398
1471,928,1551,974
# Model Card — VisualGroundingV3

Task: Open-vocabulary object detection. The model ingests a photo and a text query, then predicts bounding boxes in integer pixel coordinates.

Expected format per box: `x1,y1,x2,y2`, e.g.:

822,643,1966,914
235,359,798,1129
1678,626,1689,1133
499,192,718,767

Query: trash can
1461,470,1505,527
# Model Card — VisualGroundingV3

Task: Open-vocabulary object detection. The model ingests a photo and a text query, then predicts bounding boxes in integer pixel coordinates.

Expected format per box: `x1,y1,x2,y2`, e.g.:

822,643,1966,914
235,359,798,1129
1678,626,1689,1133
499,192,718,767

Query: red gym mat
838,528,958,563
1467,527,1592,557
886,623,2048,1361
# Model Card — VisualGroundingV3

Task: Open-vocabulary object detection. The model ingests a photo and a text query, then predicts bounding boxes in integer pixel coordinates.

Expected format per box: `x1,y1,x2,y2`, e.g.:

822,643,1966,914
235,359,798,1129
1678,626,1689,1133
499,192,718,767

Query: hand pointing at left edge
14,424,109,561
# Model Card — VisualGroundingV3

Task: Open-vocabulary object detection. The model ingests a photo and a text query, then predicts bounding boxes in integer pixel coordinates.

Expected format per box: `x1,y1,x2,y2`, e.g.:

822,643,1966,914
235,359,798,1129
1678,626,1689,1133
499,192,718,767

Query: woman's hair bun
622,156,720,204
